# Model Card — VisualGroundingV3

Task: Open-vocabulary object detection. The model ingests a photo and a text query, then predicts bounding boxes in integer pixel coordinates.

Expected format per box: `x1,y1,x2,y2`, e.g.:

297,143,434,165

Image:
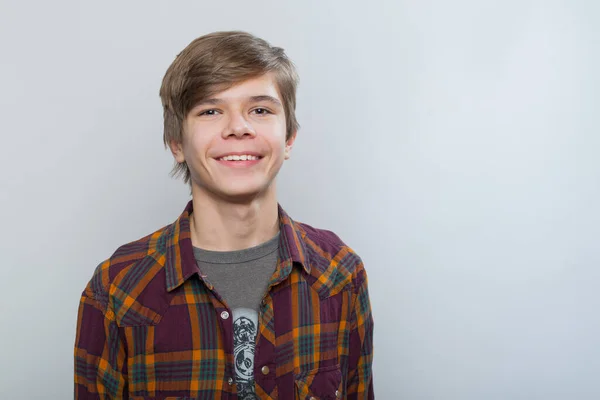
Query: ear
284,130,297,160
169,139,185,163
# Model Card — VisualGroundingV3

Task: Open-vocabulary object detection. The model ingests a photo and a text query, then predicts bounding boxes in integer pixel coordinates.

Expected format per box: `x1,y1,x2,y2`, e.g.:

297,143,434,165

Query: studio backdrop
0,0,599,398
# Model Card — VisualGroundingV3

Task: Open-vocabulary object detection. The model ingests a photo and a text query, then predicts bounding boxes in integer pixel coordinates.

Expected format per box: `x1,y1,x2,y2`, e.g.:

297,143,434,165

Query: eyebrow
194,95,283,108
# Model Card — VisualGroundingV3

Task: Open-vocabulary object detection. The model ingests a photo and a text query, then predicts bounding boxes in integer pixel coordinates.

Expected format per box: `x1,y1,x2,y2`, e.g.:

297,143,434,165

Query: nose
222,112,256,139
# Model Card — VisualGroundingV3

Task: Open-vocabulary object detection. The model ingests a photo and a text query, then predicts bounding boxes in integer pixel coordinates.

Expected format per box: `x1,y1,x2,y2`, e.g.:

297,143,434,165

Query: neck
189,188,280,252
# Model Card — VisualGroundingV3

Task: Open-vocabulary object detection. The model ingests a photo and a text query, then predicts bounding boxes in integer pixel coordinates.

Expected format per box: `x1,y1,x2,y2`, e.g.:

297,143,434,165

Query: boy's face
170,73,296,203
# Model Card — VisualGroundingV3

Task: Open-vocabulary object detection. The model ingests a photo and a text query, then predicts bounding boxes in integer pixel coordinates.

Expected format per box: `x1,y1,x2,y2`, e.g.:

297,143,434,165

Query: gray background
1,0,599,398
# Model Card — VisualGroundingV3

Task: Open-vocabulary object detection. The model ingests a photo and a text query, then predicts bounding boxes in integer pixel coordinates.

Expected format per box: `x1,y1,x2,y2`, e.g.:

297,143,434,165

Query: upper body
74,30,374,399
74,200,374,399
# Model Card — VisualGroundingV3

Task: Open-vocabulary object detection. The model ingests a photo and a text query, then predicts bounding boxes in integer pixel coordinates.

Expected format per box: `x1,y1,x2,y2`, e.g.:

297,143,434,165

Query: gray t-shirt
193,233,280,400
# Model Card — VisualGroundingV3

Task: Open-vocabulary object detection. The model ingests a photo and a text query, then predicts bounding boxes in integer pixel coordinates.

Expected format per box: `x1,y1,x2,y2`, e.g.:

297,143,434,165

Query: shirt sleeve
74,289,128,399
346,264,375,400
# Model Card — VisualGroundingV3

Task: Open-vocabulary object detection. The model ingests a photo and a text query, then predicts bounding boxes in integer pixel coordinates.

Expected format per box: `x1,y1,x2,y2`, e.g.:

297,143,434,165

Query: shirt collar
164,200,311,292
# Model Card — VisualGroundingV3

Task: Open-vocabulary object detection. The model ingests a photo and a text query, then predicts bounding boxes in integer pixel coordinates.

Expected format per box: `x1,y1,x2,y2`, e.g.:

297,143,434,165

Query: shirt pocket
294,364,343,400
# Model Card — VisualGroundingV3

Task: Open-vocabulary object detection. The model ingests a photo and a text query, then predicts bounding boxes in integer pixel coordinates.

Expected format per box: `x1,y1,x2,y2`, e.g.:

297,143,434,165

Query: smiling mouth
214,155,264,168
217,155,263,162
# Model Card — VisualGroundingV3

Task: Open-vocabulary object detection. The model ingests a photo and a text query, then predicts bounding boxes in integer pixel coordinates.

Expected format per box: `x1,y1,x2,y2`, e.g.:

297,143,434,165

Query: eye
199,109,220,116
252,108,272,115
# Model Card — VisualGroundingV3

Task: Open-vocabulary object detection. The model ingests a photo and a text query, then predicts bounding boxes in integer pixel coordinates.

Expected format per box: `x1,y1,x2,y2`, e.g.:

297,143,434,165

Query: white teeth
218,155,260,161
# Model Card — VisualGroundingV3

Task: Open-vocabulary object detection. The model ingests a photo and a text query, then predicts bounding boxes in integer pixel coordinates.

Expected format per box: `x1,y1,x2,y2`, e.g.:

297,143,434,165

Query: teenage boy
74,31,374,399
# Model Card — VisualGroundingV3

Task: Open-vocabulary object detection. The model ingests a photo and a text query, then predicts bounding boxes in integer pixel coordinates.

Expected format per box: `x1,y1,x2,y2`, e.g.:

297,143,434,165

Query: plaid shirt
74,200,374,399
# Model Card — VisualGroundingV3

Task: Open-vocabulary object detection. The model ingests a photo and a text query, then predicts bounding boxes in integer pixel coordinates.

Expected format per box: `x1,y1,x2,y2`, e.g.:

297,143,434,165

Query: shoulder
294,220,368,296
82,222,173,306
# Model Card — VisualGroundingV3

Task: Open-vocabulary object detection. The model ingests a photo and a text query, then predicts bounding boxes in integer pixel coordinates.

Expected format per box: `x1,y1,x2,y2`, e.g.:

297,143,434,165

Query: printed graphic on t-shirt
233,308,258,400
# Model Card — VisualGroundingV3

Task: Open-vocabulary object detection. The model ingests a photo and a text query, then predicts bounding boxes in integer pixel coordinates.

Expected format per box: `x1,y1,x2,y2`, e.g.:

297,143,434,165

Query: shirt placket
253,262,295,399
254,295,276,396
199,273,239,399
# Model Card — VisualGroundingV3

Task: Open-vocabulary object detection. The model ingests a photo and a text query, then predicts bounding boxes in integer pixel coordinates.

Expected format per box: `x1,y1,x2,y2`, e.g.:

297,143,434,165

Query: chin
219,186,267,201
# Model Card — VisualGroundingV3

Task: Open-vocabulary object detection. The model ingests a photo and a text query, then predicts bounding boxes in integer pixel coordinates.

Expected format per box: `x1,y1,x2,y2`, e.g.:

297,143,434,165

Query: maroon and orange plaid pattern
74,200,374,399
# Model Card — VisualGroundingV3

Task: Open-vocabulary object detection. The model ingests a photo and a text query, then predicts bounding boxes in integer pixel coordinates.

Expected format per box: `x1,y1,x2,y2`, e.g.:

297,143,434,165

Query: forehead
210,73,282,102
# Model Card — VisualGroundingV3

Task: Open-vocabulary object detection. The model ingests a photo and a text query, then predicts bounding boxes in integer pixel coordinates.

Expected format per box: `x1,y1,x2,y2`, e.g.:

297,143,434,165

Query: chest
119,275,351,399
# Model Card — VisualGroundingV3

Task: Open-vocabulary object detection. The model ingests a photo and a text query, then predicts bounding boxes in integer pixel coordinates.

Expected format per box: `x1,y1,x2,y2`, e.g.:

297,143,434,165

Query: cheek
268,141,287,160
266,126,288,150
185,135,210,159
184,122,214,152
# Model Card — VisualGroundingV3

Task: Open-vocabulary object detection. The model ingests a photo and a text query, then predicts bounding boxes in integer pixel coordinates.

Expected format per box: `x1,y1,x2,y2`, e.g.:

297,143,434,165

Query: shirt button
220,311,230,320
261,365,270,375
227,377,234,385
